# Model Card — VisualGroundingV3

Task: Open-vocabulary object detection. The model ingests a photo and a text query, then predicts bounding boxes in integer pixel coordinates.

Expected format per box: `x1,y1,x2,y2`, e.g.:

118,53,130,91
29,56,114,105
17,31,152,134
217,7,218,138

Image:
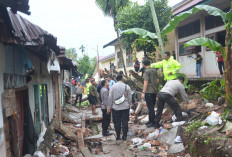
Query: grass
186,120,206,133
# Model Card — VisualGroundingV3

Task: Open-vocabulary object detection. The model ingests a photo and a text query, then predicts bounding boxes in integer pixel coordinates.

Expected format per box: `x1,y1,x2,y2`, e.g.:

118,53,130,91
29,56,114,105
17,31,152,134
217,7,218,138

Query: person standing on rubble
154,76,189,128
74,82,83,108
100,79,113,136
107,76,115,89
108,74,132,141
141,59,159,128
150,51,181,81
88,80,98,115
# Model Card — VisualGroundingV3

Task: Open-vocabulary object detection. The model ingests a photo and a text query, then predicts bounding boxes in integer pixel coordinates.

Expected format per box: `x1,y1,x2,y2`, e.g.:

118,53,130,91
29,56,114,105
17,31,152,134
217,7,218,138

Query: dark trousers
155,92,183,124
145,93,156,124
74,94,82,106
112,109,129,137
218,61,225,75
102,109,111,133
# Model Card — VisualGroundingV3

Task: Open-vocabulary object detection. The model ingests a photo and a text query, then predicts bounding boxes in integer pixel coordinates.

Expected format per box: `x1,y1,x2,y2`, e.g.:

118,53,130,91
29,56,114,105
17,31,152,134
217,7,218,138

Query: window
205,15,224,30
205,31,226,51
126,51,133,67
205,7,230,30
178,20,200,39
117,51,123,69
179,42,201,56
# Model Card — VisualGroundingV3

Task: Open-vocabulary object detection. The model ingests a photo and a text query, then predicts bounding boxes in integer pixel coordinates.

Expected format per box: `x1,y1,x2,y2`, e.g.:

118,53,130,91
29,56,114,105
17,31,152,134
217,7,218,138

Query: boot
122,133,127,141
116,132,121,140
103,131,112,136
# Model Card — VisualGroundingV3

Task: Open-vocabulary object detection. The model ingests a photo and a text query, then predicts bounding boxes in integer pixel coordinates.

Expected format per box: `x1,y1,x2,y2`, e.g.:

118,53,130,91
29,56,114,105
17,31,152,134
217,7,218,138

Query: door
34,85,41,135
15,89,28,157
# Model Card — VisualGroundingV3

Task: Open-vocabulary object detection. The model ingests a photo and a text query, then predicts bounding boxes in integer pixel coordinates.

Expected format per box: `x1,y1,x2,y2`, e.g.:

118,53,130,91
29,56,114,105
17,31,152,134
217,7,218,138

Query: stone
168,143,185,154
84,134,103,140
157,127,179,145
150,140,160,146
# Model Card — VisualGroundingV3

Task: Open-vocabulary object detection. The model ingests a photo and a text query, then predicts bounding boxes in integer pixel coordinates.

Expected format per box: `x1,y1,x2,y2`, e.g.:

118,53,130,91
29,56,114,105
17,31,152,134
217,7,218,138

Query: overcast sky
20,0,183,58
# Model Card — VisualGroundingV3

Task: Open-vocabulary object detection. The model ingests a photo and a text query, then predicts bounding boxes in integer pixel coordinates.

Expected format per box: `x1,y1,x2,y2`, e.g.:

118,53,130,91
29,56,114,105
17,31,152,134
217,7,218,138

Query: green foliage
81,101,90,107
123,28,157,39
95,0,130,17
204,137,212,145
117,0,171,52
190,143,194,156
200,79,225,101
77,55,96,76
162,5,226,36
186,120,205,133
65,48,77,60
184,38,224,53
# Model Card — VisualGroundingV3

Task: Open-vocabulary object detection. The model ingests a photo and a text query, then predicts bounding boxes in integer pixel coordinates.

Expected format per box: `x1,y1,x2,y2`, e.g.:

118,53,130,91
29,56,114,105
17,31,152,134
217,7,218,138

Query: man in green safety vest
151,51,181,81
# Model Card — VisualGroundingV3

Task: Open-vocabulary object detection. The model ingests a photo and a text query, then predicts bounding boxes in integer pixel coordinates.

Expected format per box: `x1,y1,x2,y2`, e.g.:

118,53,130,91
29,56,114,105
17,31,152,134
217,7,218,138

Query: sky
20,0,183,58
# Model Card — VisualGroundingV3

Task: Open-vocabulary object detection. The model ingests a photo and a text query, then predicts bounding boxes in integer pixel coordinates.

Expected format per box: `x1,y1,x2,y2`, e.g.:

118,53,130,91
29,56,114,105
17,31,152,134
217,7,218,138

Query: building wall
99,58,115,71
175,14,223,78
27,52,54,123
0,43,6,157
114,31,175,74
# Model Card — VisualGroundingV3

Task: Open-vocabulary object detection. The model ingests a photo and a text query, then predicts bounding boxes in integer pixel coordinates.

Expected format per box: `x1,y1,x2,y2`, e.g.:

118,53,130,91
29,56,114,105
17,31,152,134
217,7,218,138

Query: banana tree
182,4,232,104
148,0,165,58
163,4,231,104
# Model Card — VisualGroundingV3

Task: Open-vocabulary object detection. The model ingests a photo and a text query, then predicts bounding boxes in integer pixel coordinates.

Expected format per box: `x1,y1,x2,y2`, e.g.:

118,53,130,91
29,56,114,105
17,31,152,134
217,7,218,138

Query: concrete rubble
31,91,232,157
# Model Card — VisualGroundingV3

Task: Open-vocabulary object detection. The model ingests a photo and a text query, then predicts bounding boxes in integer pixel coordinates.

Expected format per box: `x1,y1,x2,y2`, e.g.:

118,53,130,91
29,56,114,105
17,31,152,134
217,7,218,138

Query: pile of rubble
31,90,232,157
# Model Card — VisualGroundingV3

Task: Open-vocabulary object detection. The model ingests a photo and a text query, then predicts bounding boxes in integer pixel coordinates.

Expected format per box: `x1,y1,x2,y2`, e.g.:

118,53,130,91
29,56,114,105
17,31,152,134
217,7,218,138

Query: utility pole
149,0,165,59
97,45,99,71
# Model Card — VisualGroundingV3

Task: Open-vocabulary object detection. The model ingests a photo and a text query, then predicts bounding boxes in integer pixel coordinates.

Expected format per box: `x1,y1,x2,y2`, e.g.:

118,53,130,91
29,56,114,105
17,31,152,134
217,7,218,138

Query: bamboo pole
58,74,62,128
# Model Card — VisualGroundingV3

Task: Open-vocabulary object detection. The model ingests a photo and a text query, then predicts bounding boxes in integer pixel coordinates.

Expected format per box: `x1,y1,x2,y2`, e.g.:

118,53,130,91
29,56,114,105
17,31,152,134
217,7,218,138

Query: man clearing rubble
154,76,189,128
141,59,159,128
150,51,181,81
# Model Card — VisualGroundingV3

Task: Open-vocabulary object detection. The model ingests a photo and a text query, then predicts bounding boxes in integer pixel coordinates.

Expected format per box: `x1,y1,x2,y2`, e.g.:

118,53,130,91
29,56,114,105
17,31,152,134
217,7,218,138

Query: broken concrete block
80,146,92,157
157,127,178,145
135,102,143,115
168,143,185,154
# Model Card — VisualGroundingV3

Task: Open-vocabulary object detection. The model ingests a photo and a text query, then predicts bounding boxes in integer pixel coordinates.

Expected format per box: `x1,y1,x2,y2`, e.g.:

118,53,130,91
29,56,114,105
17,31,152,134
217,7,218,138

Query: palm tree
79,45,85,54
95,0,130,77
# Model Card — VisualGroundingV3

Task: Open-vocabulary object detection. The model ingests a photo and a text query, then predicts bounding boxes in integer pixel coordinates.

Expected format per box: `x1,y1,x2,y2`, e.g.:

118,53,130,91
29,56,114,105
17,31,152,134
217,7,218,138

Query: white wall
27,53,54,123
0,43,6,157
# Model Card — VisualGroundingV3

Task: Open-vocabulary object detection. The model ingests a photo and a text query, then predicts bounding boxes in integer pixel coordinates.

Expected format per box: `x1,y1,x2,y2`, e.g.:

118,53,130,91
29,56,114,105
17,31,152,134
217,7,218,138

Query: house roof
99,53,115,62
0,0,30,15
2,8,60,54
173,0,209,15
103,38,119,48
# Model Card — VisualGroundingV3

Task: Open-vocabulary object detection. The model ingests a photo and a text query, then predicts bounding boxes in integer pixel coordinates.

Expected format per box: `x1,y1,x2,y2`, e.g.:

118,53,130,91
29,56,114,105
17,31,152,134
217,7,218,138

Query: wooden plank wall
2,89,17,157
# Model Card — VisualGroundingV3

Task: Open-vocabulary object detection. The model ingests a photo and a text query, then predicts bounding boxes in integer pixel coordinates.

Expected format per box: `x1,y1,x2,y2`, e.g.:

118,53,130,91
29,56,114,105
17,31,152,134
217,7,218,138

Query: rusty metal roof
4,8,60,53
0,0,30,14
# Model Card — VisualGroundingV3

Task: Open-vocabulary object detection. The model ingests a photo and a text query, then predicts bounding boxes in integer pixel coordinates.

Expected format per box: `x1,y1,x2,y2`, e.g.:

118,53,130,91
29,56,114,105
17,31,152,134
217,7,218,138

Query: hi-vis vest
86,83,91,95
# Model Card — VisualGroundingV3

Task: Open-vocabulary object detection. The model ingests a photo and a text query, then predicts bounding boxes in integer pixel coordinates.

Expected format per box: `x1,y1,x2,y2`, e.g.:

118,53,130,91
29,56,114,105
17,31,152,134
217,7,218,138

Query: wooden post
58,74,62,128
70,70,72,104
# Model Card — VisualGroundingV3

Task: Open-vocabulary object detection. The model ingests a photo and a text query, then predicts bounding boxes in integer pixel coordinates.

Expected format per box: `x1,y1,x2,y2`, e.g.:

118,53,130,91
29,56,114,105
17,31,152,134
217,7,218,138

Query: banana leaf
122,28,158,39
184,37,224,53
162,5,226,36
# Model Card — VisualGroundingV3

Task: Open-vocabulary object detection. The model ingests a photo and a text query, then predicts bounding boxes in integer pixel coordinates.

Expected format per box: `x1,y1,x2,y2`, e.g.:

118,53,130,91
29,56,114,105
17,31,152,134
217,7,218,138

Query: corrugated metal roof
0,0,30,15
99,53,115,62
5,8,60,53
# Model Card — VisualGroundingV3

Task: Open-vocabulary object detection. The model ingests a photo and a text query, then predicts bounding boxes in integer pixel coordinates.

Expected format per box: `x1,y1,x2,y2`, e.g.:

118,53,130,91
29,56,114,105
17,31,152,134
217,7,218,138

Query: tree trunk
149,0,165,59
114,18,128,78
224,27,232,105
116,30,128,78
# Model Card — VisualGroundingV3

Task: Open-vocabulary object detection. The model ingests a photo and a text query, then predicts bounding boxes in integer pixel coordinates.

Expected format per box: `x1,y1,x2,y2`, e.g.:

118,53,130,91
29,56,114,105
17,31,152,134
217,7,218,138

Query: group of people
89,51,190,141
194,48,224,78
